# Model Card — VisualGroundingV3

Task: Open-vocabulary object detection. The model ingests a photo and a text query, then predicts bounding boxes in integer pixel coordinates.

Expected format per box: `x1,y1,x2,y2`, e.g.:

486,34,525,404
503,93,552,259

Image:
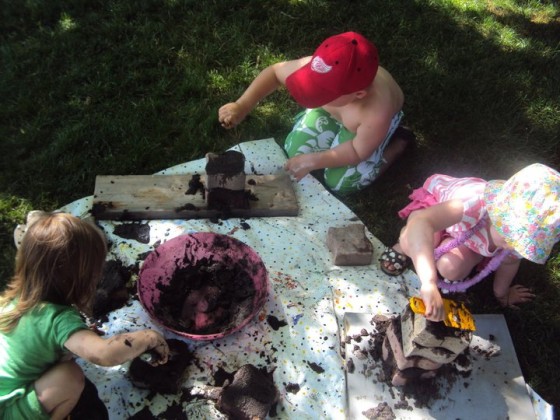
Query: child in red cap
219,32,412,194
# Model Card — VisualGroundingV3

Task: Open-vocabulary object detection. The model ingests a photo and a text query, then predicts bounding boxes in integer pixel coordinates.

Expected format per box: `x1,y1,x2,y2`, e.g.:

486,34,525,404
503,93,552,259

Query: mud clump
129,339,193,394
362,402,395,420
194,364,279,420
113,222,151,244
217,365,278,420
92,259,132,319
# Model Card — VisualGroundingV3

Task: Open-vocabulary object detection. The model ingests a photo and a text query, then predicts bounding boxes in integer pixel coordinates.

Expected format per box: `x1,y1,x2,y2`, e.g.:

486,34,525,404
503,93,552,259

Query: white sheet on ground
57,138,545,420
58,138,415,419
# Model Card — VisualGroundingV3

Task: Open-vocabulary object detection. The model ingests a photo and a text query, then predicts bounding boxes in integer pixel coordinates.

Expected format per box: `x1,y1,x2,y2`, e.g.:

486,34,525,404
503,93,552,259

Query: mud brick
206,188,249,210
327,224,373,266
401,305,471,356
205,151,246,190
383,318,442,371
391,368,438,387
403,340,458,364
381,334,439,387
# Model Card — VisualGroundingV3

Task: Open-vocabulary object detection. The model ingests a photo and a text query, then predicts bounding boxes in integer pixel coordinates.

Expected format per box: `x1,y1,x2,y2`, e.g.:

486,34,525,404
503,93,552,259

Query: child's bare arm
284,136,365,178
64,329,169,367
284,111,391,180
399,200,465,321
219,57,310,129
493,258,534,307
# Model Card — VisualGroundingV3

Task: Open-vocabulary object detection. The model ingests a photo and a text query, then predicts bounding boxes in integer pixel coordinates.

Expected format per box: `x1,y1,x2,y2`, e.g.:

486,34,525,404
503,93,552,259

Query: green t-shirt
0,301,87,409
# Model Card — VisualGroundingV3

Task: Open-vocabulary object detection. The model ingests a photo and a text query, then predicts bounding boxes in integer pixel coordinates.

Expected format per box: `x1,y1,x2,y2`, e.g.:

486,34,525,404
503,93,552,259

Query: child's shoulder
30,302,84,325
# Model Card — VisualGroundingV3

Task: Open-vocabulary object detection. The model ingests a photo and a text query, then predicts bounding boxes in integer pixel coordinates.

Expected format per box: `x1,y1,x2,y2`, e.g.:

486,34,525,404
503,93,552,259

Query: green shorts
284,108,404,194
1,383,49,420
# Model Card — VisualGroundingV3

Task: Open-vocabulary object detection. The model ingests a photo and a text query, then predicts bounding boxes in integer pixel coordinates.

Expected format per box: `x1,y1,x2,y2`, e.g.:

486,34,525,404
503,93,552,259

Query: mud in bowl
137,232,269,340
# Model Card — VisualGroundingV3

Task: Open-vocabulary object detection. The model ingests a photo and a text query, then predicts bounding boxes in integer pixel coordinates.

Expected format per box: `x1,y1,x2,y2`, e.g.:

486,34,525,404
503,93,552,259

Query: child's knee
61,361,86,395
324,168,365,194
437,257,468,281
36,361,85,415
325,179,362,195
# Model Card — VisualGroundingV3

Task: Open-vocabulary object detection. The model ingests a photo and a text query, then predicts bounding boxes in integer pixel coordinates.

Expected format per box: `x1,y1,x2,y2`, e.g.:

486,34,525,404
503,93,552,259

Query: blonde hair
0,212,107,332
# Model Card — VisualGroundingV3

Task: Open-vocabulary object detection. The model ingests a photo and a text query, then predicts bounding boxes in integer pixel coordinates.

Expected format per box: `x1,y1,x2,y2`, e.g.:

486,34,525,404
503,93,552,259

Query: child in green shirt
0,212,169,420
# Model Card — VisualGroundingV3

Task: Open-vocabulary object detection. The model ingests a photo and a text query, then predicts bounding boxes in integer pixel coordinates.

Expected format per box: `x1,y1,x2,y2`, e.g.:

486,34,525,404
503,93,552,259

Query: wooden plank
91,172,299,220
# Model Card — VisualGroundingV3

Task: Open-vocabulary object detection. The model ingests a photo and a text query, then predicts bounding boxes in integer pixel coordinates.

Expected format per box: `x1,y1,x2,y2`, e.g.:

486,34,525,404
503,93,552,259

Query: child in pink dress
379,163,560,321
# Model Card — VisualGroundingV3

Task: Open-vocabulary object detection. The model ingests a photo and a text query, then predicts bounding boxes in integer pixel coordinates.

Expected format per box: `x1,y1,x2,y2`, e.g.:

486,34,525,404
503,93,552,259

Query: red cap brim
285,65,339,109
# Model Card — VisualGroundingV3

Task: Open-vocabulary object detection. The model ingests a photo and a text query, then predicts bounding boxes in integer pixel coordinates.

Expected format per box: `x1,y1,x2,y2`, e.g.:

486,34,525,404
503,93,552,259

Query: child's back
0,212,169,420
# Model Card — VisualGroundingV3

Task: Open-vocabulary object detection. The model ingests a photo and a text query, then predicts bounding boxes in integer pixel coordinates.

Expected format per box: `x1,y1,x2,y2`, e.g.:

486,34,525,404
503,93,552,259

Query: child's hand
420,283,444,322
218,102,247,129
149,333,170,365
284,154,317,181
496,284,535,309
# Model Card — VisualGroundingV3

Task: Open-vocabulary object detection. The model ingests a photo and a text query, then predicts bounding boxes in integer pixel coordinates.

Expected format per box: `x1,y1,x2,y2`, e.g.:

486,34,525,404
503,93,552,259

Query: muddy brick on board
380,327,439,387
401,305,471,356
327,224,373,266
383,317,443,371
205,150,246,191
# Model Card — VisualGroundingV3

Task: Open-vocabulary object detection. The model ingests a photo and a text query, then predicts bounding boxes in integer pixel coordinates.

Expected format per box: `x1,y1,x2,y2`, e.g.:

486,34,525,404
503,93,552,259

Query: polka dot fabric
59,138,418,419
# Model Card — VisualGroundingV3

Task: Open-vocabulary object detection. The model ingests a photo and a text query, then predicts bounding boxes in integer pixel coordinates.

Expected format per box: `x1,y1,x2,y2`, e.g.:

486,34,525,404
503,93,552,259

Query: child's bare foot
377,126,416,177
496,285,536,309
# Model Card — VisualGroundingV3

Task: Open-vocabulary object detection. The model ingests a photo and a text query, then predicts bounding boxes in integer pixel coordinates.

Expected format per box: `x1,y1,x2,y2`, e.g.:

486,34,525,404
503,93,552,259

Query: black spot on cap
351,39,358,45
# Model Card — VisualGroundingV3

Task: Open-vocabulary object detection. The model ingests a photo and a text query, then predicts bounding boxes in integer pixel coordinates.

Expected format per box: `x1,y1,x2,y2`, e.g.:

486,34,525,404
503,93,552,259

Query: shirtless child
219,31,412,194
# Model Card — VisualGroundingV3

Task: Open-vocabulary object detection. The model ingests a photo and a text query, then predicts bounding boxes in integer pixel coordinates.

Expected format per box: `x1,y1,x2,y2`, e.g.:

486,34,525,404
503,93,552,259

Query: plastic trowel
409,296,476,331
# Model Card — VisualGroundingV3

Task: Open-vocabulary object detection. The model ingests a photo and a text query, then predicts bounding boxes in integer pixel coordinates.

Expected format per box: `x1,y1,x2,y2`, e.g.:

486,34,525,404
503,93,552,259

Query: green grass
1,0,559,408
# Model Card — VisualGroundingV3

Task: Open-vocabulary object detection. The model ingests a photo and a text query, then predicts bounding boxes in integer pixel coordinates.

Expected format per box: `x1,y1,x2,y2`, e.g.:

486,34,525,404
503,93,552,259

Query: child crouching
0,212,169,420
379,163,559,321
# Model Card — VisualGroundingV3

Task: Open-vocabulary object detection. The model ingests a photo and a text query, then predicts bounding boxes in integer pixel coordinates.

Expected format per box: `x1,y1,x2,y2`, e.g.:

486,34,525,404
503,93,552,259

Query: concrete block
327,224,373,266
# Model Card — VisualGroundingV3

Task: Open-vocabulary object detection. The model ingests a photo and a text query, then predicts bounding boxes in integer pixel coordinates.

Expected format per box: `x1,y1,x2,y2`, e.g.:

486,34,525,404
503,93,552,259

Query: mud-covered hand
218,102,248,129
420,283,445,322
149,333,170,366
284,154,317,181
496,284,535,309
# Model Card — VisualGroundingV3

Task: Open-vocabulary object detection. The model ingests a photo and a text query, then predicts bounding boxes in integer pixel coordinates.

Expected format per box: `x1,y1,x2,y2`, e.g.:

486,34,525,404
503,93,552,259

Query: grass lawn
1,0,559,409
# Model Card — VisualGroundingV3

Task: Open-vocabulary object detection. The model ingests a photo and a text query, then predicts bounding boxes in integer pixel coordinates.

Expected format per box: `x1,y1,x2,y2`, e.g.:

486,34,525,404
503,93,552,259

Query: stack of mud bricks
383,305,472,386
205,150,249,210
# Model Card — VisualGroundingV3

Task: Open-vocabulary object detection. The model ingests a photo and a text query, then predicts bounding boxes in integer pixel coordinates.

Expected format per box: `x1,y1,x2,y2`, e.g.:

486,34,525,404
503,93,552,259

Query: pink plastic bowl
137,232,268,340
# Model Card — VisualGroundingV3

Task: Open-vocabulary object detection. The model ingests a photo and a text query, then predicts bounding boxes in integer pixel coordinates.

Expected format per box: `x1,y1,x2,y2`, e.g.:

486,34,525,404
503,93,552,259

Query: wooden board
91,172,299,220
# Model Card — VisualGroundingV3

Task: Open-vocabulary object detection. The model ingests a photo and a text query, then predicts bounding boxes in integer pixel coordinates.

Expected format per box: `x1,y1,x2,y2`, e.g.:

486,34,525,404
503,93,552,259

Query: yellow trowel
409,296,476,331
